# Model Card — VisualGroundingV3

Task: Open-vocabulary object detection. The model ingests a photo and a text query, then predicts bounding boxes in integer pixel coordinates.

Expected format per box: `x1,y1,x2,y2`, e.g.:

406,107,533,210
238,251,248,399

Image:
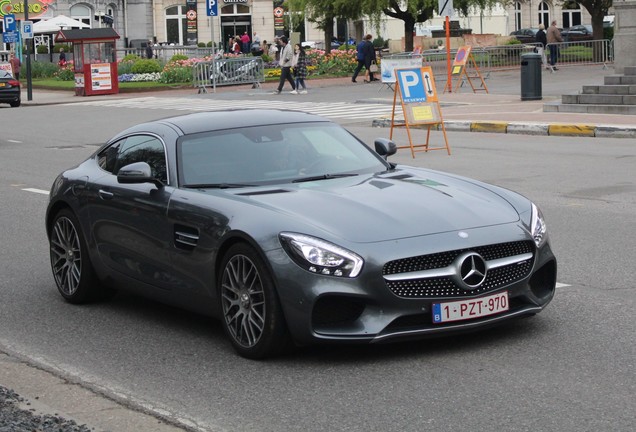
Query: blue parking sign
3,14,16,32
206,0,218,16
397,68,428,103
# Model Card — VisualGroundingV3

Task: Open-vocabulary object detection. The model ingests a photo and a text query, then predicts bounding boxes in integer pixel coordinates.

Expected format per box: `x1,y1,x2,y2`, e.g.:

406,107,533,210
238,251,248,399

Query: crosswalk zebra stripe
72,97,394,120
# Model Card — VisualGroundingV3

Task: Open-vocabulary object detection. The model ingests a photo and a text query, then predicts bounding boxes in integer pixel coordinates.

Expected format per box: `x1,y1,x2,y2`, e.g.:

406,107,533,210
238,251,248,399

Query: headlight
530,203,548,247
279,233,364,278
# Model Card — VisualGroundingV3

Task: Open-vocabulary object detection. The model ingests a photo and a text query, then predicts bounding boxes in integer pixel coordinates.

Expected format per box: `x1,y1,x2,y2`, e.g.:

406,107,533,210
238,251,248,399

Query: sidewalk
19,64,636,138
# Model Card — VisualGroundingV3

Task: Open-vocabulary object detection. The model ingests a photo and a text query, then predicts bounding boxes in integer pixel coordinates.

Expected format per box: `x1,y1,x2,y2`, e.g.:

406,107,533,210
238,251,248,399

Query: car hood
233,169,521,243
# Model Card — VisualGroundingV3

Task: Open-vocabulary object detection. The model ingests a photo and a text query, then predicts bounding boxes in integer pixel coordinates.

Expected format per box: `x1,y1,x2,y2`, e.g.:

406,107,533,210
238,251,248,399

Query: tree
565,0,612,41
361,0,499,52
287,0,362,53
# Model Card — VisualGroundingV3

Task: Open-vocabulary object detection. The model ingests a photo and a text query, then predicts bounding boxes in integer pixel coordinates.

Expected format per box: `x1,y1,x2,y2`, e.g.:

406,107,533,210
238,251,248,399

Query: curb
371,118,636,138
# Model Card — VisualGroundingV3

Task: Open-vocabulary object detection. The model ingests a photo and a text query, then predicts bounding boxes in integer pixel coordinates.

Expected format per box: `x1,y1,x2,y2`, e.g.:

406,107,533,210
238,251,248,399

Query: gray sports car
46,110,557,359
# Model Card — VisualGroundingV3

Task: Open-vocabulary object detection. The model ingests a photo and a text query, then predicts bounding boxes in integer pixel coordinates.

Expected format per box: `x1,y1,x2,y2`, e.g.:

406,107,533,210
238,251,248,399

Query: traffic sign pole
23,0,33,101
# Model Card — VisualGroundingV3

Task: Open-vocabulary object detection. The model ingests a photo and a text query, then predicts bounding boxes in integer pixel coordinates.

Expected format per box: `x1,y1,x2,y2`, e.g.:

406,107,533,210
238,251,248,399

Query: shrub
198,42,206,47
373,37,385,48
30,61,59,78
207,41,215,47
121,53,142,62
506,38,522,45
117,60,135,75
131,59,162,73
53,44,70,53
169,54,189,63
54,63,75,81
159,66,192,84
36,44,49,54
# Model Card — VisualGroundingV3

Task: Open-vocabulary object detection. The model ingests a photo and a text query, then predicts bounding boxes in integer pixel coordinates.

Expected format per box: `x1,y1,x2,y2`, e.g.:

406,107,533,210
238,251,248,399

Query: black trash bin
520,53,542,100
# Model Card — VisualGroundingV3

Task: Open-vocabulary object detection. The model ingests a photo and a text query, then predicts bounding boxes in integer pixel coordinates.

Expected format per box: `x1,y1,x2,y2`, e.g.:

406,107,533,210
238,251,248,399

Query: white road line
556,283,571,288
7,139,22,143
22,188,50,195
72,97,393,120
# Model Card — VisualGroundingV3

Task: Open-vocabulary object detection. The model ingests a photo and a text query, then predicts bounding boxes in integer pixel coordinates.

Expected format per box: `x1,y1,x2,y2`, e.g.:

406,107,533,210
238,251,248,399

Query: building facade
1,0,598,54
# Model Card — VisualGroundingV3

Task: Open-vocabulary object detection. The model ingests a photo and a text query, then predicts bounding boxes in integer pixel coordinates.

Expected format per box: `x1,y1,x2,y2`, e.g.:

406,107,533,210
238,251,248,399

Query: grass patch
31,79,192,92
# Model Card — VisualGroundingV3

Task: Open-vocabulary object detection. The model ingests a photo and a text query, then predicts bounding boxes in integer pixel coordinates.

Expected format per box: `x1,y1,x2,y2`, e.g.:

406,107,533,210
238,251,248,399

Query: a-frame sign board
390,66,451,158
443,45,489,94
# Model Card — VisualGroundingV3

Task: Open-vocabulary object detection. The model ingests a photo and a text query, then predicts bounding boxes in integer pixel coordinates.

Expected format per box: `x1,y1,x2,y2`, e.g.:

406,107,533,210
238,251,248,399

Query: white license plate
432,291,509,324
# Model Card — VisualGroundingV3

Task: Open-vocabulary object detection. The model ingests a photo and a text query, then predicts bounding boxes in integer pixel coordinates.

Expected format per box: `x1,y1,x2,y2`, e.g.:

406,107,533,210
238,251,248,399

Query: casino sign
0,0,51,19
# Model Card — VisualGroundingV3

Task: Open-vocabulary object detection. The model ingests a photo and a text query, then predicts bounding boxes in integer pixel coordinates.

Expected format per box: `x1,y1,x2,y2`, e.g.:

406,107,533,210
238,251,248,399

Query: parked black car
0,69,21,107
561,25,594,42
510,28,539,44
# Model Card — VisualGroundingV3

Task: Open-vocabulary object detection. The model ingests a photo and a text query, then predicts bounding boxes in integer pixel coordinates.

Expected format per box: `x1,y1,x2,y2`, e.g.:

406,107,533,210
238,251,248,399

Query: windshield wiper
292,173,359,183
184,183,257,189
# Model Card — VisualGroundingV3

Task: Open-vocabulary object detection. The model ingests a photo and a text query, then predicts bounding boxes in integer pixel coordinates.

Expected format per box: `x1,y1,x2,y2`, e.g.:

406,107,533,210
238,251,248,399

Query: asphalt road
0,102,634,432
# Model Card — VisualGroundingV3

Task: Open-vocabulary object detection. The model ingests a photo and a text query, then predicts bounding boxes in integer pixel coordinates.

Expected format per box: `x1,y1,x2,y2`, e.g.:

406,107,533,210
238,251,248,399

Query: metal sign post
207,0,218,92
22,1,33,101
438,0,453,93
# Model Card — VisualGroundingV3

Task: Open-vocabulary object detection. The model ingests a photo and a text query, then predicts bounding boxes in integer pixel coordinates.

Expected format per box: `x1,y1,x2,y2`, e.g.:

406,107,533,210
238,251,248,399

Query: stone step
544,102,636,114
562,94,636,105
624,66,636,76
582,85,636,95
605,75,636,85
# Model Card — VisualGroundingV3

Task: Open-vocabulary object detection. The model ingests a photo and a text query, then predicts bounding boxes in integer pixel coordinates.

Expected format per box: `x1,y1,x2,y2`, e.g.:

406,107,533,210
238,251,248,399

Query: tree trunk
324,16,334,54
403,17,415,52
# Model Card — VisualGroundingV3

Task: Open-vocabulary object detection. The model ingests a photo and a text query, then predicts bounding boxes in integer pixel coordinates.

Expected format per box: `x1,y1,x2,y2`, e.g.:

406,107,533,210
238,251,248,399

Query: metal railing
193,56,265,93
117,46,215,61
380,39,612,86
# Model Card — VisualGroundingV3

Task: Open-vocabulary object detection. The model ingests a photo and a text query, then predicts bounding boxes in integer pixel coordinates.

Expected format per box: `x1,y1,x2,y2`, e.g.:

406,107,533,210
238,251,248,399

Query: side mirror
374,138,397,159
117,162,163,188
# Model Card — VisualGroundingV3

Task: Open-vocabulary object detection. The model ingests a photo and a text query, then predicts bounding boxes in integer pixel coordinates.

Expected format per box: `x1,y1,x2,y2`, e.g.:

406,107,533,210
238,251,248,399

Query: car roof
114,109,332,138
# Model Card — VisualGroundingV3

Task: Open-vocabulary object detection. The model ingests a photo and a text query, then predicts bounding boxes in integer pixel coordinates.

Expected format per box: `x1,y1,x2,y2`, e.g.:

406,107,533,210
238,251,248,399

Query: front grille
383,241,535,298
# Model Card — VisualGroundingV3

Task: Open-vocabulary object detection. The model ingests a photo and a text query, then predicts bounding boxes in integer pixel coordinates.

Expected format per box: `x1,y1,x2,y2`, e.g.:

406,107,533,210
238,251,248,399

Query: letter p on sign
397,68,427,103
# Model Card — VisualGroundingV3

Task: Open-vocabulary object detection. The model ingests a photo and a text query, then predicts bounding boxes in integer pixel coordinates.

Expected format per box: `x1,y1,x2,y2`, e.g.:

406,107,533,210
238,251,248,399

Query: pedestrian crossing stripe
71,97,395,120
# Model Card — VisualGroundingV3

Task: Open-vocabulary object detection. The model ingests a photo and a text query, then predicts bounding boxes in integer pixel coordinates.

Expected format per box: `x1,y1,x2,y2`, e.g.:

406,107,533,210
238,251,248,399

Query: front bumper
268,224,557,346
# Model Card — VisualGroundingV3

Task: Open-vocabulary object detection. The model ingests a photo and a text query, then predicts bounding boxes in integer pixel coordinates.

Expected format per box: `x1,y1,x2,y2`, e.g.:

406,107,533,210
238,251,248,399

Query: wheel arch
46,201,73,238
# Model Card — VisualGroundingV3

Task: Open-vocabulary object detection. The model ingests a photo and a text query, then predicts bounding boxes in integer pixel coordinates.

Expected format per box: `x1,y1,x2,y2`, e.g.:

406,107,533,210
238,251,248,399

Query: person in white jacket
275,36,296,94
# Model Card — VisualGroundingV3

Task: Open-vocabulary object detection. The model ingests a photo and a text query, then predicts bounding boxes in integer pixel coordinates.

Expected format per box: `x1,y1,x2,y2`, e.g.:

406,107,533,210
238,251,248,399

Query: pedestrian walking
58,48,67,67
9,52,21,80
274,36,296,94
291,44,308,94
546,20,563,70
351,34,377,83
535,24,548,69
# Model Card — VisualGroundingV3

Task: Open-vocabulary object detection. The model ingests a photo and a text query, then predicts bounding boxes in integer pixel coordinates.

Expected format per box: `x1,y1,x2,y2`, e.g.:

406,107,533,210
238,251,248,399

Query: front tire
49,209,105,303
219,243,292,359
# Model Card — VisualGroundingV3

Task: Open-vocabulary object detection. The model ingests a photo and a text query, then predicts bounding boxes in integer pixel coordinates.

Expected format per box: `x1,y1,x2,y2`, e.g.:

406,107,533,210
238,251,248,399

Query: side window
97,135,168,183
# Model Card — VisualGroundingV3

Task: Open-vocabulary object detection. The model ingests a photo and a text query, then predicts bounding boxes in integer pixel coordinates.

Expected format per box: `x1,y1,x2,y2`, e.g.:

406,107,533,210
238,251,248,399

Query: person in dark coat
58,48,67,65
351,34,376,83
291,44,308,94
145,40,153,59
535,24,548,69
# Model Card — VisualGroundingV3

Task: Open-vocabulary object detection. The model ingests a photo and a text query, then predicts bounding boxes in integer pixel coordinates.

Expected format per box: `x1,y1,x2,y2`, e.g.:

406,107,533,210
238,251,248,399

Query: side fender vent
174,224,199,251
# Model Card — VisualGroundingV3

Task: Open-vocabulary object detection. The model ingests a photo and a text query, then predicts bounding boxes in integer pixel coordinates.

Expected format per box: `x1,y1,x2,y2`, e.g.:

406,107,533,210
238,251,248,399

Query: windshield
177,122,389,187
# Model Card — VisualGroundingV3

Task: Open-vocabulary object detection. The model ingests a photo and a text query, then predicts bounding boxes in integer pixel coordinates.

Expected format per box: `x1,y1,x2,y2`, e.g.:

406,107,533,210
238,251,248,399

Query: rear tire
10,99,20,108
219,243,292,359
49,209,109,303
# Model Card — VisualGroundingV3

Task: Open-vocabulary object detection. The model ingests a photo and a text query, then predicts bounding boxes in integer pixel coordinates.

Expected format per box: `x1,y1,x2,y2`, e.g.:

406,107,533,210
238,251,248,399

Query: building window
166,5,187,45
71,4,93,27
538,2,549,27
514,2,521,31
561,1,582,28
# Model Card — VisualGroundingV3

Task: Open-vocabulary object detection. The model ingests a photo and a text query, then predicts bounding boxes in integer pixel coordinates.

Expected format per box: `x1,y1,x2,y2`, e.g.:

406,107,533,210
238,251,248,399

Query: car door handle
98,189,114,200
